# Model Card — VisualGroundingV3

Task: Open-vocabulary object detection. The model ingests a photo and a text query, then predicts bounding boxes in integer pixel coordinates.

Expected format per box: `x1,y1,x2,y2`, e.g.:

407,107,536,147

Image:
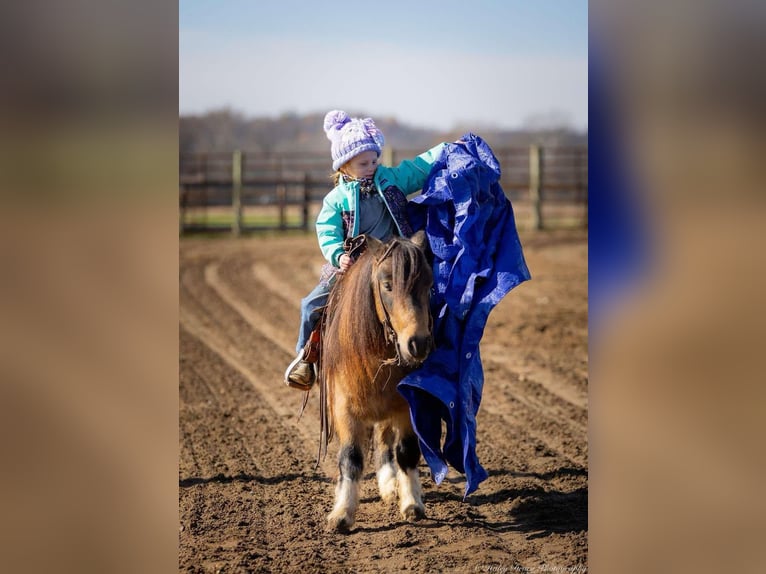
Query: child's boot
284,352,315,391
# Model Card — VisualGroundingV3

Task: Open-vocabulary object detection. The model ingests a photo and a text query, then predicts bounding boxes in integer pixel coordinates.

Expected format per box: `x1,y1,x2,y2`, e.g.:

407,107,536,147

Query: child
284,110,445,390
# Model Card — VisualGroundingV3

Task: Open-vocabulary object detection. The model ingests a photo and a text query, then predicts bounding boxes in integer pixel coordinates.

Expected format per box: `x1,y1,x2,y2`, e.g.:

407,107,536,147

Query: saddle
301,318,323,364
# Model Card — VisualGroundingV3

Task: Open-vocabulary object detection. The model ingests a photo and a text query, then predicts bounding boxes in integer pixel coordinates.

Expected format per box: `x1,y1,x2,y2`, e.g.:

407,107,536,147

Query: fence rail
179,145,587,234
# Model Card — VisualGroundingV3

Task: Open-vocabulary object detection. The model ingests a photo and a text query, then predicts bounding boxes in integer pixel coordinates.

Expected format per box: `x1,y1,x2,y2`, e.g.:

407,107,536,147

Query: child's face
342,151,379,180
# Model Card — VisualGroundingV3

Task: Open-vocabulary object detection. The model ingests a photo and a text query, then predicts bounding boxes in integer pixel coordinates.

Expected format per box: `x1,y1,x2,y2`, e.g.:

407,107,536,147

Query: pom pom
323,110,350,138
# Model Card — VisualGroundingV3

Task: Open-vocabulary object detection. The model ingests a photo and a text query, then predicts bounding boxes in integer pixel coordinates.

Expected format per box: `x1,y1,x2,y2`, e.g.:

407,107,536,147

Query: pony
317,230,434,532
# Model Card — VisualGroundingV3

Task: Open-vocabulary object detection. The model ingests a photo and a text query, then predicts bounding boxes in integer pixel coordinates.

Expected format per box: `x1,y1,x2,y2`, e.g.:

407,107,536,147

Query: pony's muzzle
406,335,432,363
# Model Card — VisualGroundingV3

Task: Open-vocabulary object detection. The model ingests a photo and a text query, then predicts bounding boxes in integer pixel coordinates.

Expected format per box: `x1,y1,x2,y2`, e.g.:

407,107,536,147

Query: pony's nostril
408,336,430,359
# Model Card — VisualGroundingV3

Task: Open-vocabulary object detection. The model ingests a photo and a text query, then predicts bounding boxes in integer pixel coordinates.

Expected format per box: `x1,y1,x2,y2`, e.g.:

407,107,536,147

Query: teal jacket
316,143,446,272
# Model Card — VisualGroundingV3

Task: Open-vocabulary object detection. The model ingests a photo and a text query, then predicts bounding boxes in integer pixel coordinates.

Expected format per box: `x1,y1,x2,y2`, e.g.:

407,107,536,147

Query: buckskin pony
317,230,434,532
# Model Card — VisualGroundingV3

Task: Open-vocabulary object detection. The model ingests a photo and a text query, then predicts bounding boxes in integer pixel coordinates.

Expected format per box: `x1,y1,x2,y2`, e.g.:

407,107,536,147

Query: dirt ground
179,228,588,573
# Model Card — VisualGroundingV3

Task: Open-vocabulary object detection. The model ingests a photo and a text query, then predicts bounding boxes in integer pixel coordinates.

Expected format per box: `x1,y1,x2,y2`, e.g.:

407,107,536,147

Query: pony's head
366,230,434,367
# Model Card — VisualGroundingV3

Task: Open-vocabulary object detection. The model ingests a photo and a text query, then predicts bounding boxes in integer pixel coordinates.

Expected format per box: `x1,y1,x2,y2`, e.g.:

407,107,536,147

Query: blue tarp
399,133,531,497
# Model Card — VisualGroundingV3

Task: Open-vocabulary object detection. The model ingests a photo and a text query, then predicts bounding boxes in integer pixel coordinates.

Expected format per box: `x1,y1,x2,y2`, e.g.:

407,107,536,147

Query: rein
343,234,401,360
374,242,404,367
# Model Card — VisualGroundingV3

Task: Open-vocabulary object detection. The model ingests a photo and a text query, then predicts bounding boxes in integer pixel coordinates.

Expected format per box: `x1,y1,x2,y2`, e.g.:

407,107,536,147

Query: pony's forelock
390,238,429,299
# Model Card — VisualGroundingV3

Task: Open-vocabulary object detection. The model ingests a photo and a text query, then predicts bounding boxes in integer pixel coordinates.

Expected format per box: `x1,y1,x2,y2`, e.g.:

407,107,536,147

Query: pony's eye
382,281,392,292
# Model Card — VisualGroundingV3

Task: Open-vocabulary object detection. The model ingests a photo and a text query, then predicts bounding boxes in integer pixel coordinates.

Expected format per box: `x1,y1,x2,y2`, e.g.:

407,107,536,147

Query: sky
179,0,588,131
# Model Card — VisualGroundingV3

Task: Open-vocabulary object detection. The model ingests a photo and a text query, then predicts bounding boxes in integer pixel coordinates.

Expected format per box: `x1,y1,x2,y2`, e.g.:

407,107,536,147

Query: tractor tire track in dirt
180,230,588,572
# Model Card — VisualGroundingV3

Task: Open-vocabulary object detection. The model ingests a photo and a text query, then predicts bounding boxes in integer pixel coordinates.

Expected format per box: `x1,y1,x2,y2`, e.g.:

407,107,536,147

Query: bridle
373,241,403,365
344,235,433,368
373,241,435,368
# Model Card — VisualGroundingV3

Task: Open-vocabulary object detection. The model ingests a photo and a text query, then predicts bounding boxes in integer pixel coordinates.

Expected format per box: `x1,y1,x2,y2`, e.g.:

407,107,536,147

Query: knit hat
323,110,385,171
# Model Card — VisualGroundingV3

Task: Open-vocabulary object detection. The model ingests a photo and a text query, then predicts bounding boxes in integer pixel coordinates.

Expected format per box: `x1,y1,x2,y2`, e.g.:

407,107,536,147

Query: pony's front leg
395,431,425,521
327,403,364,532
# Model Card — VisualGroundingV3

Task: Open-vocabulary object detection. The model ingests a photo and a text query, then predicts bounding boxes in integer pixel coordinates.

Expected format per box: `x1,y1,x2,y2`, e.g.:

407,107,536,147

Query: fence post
277,183,287,230
529,145,544,230
381,146,393,167
232,150,243,236
302,173,310,231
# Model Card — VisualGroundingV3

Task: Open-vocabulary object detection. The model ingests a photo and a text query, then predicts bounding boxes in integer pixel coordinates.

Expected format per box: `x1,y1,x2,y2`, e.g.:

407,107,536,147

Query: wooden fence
179,145,587,234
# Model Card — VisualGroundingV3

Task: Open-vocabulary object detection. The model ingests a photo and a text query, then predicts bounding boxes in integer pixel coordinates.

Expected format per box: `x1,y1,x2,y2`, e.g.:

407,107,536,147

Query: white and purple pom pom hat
323,110,385,171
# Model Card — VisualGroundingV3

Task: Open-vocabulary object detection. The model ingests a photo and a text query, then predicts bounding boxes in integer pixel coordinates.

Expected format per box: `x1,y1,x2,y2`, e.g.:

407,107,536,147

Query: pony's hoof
377,464,398,503
326,514,354,533
379,481,397,504
402,504,425,522
380,490,397,504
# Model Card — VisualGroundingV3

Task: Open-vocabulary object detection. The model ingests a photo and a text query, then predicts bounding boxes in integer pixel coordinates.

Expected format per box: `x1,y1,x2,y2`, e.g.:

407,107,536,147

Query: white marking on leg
397,467,425,519
327,477,359,528
377,462,397,503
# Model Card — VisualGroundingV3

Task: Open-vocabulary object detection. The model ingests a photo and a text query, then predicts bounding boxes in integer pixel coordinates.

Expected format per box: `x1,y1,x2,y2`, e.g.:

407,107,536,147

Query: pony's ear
409,230,434,266
410,230,428,252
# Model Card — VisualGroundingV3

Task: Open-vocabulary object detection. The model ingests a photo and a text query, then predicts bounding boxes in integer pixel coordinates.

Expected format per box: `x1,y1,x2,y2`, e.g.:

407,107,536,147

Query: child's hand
339,254,354,273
